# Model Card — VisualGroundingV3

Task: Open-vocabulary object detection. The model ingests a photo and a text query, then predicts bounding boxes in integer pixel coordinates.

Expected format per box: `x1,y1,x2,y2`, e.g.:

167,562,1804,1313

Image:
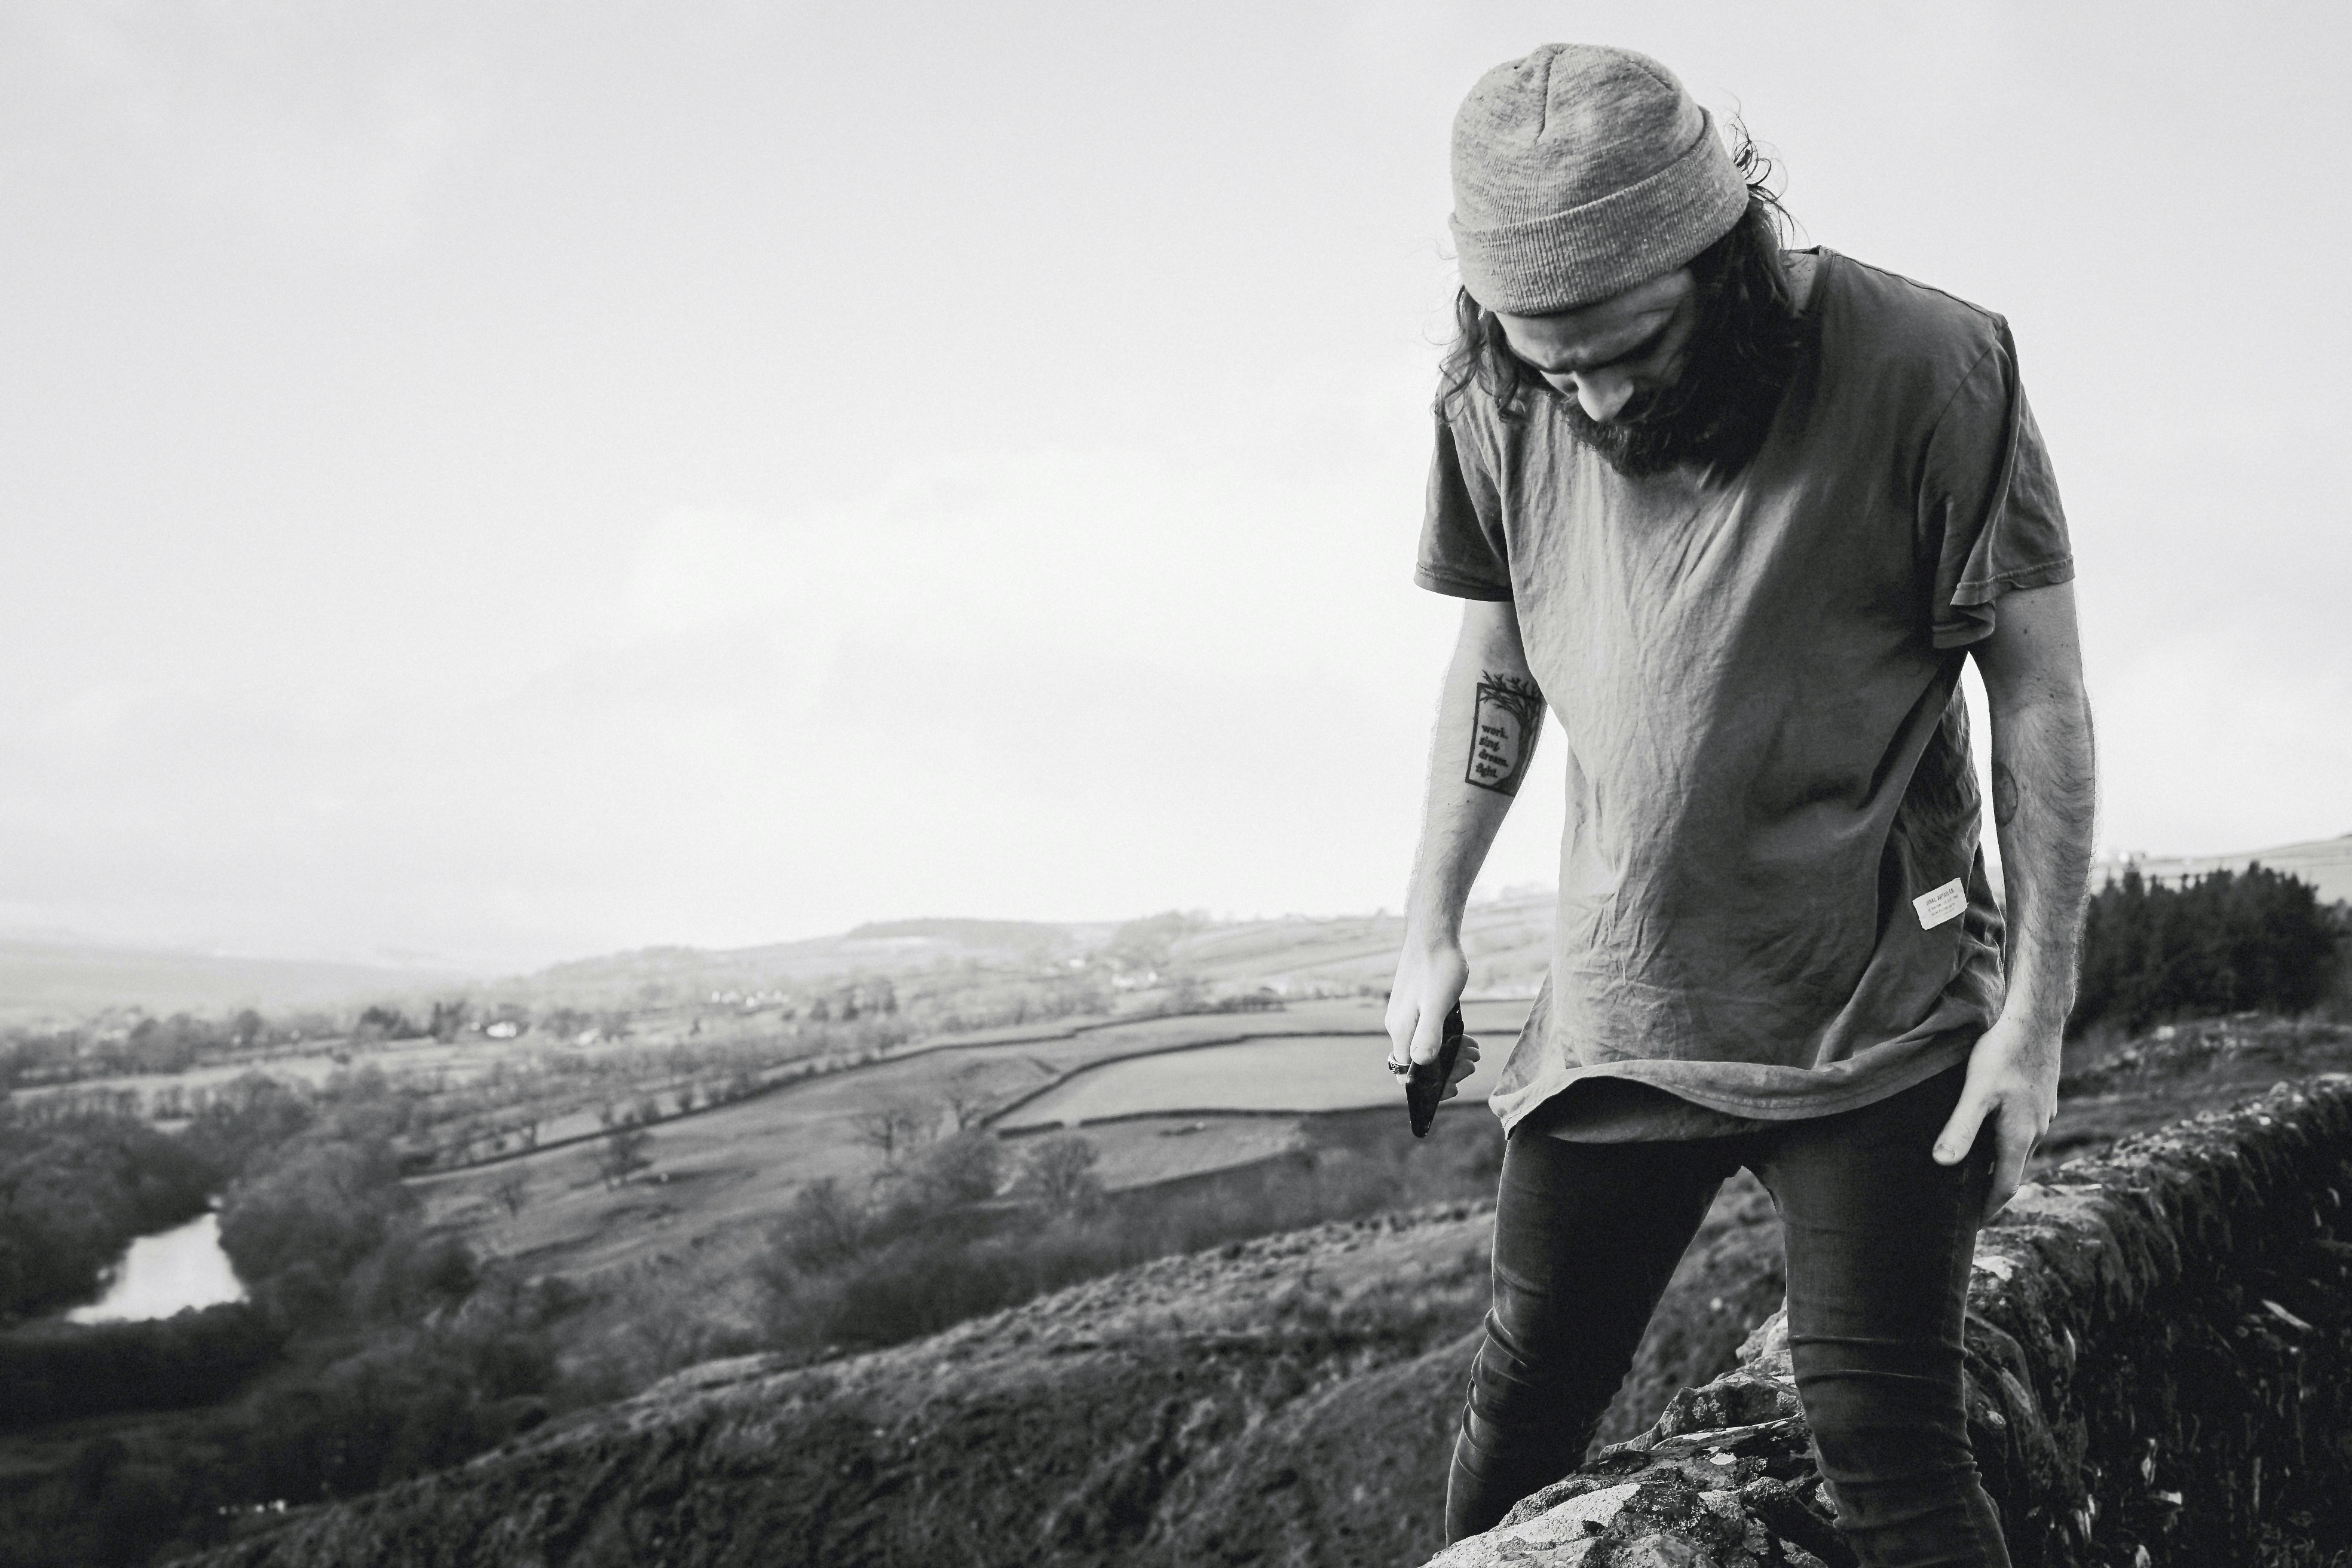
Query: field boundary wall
982,1028,1395,1132
405,1006,1323,1184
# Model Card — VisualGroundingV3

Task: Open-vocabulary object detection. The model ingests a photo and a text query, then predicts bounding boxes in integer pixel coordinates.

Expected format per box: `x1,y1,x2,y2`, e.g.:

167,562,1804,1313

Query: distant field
10,1036,505,1104
1039,1115,1311,1191
991,996,1529,1128
10,1025,743,1114
415,996,1532,1285
1172,894,1555,997
409,1000,1374,1278
1007,1035,1402,1123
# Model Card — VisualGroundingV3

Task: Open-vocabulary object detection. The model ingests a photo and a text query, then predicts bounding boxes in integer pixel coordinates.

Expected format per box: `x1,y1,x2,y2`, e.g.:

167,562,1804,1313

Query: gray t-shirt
1418,249,2073,1141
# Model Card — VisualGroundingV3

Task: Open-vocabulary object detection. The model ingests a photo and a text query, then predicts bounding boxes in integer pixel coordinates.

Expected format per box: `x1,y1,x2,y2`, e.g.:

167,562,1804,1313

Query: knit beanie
1449,44,1749,314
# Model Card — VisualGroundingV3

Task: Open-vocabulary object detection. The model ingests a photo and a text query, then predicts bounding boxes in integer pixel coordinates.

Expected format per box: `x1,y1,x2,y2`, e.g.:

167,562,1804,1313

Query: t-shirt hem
1496,1028,1981,1140
1951,553,2076,606
1413,565,1514,601
1933,557,2078,649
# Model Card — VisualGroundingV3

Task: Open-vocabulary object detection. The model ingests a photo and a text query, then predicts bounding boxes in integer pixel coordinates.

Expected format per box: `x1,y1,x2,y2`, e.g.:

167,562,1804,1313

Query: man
1385,45,2094,1568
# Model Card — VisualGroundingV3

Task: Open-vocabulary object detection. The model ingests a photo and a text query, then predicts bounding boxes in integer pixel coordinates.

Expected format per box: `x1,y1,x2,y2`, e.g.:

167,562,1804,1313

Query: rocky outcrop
1426,1074,2352,1567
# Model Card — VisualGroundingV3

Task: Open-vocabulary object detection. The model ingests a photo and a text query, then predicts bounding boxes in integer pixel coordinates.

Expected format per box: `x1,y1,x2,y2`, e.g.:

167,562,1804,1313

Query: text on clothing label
1913,879,1967,930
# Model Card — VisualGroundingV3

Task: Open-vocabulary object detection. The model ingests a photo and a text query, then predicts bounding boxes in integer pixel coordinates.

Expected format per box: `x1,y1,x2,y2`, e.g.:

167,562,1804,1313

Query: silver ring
1386,1058,1412,1077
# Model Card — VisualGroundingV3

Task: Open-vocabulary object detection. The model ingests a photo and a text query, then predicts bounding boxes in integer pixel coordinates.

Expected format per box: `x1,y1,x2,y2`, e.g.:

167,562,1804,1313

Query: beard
1558,287,1808,480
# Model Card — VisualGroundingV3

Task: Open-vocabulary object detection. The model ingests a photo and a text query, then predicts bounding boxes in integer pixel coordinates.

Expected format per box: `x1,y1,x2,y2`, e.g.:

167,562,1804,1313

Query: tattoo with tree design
1467,672,1544,795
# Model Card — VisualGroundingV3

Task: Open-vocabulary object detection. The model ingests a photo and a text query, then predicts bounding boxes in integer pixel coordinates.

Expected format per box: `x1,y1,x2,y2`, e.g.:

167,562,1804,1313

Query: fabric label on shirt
1913,879,1968,930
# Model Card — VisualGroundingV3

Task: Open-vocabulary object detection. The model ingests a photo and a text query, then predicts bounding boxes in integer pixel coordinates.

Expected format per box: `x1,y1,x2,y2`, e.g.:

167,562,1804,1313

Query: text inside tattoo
1467,673,1544,795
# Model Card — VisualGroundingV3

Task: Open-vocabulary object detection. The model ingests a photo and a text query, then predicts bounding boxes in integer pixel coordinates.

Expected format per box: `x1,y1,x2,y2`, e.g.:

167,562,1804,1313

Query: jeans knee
1794,1351,1971,1481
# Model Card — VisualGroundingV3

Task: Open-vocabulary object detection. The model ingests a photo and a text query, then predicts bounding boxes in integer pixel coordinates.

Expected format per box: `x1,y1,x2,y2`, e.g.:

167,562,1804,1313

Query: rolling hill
2095,831,2352,904
0,935,468,1027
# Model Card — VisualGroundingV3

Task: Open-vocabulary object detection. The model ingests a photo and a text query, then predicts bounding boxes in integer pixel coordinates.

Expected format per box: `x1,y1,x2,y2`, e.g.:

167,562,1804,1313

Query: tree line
0,1068,571,1566
2071,865,2345,1037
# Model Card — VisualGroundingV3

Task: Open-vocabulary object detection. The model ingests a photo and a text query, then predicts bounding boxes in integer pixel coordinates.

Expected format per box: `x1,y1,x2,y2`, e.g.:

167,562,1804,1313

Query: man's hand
1386,936,1481,1100
1931,1013,2061,1220
1385,600,1537,1108
1941,579,2093,1223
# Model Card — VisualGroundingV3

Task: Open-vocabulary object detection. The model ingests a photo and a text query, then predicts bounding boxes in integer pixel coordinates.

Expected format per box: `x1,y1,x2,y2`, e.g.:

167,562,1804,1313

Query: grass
998,999,1529,1127
749,1104,1512,1360
1039,1116,1307,1190
1007,1034,1412,1122
414,997,1529,1286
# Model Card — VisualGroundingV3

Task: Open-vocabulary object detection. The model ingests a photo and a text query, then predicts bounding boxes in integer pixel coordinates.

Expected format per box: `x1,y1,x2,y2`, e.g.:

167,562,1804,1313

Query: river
66,1211,247,1324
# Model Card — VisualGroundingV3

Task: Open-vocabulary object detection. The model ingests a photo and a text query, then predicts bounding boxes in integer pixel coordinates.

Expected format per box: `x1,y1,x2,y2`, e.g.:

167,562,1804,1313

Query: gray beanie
1450,44,1749,314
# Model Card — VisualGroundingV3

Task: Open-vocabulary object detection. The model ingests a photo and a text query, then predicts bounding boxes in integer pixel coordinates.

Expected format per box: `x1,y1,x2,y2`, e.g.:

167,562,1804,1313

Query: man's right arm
1386,598,1546,1072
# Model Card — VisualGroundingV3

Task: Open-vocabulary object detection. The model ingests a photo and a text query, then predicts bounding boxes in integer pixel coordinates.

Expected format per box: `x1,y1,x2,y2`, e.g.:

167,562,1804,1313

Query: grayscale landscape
6,4,2348,1566
5,850,2351,1565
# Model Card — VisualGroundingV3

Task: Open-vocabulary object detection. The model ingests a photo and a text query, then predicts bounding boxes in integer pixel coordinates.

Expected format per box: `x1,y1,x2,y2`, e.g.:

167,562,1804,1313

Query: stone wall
1427,1074,2352,1568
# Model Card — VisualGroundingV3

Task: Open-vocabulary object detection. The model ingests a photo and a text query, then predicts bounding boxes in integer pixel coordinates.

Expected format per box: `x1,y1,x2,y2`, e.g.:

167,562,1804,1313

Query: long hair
1436,130,1803,424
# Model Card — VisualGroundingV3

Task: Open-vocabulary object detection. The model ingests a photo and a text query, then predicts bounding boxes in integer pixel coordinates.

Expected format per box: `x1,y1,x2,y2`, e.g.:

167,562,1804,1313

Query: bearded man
1385,45,2094,1568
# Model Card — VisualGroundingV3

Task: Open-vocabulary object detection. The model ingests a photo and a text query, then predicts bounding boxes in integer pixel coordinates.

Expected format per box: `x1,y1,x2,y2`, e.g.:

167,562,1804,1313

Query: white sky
3,1,2347,971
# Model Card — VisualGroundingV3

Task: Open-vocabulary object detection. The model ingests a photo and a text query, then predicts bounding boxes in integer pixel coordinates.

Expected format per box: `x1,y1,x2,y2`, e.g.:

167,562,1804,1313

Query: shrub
904,1131,1002,1208
0,1304,284,1429
767,1178,867,1272
755,1107,1505,1359
353,1004,416,1042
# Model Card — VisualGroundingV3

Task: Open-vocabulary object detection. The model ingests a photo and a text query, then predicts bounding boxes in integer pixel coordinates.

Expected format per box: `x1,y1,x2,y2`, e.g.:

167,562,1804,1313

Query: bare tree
490,1167,531,1217
1019,1133,1105,1216
941,1064,993,1132
621,1272,716,1382
849,1100,930,1163
596,1125,653,1189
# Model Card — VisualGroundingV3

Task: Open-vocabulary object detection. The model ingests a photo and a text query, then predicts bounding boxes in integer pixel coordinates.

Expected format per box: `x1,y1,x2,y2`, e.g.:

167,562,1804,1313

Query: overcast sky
4,1,2347,972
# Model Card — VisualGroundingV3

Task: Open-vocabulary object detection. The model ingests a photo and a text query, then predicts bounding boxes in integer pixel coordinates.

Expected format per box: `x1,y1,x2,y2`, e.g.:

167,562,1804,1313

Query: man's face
1492,270,1702,428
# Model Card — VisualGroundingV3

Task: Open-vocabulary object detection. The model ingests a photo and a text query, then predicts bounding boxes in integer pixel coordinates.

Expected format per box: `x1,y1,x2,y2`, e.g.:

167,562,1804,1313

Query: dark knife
1405,1005,1465,1138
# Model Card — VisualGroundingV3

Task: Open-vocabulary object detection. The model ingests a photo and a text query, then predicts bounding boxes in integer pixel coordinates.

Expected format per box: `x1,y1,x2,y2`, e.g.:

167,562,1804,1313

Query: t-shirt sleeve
1414,415,1514,601
1918,328,2074,649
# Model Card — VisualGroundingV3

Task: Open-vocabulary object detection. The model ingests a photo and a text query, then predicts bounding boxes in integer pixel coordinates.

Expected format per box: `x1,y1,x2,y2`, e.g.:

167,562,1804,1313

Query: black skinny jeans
1445,1062,2010,1567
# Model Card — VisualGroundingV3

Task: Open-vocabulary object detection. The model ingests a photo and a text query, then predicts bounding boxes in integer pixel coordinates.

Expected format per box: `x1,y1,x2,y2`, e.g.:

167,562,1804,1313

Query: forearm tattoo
1467,672,1544,795
1992,760,2020,826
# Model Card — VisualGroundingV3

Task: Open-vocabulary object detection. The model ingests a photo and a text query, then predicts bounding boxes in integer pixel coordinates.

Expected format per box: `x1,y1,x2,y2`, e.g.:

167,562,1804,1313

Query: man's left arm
1932,579,2097,1218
